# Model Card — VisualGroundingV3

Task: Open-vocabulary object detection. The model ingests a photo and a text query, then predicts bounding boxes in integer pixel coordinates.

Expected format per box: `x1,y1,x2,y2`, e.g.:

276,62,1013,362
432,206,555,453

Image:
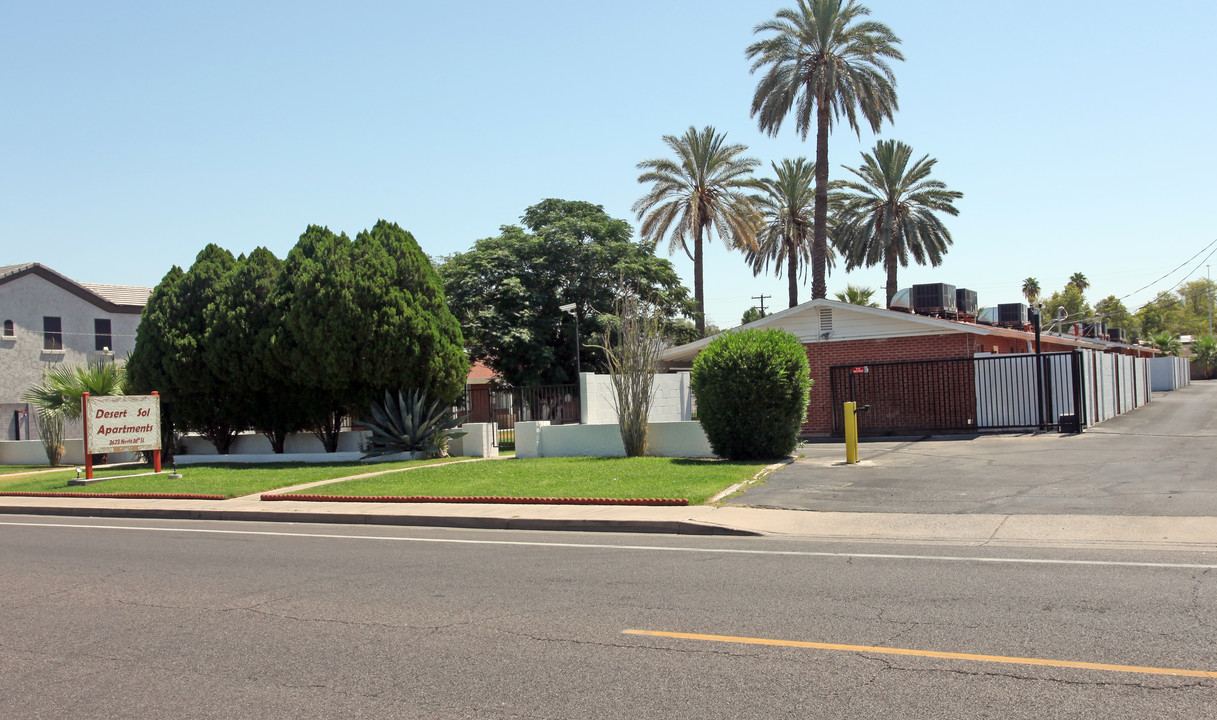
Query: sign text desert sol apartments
83,395,162,453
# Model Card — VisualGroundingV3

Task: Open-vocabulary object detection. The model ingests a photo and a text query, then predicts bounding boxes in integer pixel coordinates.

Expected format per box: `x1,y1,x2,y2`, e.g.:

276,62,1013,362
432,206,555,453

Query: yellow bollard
844,401,859,464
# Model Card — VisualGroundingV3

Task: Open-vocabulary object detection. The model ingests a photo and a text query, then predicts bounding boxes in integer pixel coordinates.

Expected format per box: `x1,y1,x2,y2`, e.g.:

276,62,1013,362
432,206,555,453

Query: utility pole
1208,264,1213,337
751,294,771,317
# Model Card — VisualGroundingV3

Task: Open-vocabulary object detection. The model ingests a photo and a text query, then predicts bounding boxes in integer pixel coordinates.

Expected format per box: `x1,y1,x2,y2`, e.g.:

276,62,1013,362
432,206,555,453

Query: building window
2,320,12,337
95,319,112,352
43,317,63,351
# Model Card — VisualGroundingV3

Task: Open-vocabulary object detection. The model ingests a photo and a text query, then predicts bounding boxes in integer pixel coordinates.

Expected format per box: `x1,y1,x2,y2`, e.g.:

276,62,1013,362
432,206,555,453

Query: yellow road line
622,630,1217,679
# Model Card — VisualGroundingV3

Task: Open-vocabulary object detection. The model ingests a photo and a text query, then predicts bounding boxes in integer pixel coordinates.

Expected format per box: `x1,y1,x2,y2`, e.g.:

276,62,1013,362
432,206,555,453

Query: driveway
730,380,1217,516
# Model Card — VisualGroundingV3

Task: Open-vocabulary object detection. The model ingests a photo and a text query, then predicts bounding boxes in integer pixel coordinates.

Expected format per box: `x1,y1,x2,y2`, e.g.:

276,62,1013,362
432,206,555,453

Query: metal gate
829,351,1084,436
460,384,580,451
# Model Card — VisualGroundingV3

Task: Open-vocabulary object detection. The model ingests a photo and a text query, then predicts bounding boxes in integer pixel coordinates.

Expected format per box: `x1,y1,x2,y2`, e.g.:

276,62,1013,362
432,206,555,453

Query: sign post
81,393,162,480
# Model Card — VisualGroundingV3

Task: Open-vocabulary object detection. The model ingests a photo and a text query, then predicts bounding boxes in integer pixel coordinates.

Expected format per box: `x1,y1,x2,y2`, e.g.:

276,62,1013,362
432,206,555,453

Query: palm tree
1022,278,1040,305
745,158,815,309
21,359,126,421
1150,332,1182,356
747,0,903,300
832,140,963,308
21,359,126,466
1068,272,1090,293
634,125,762,335
1191,335,1217,379
834,284,879,307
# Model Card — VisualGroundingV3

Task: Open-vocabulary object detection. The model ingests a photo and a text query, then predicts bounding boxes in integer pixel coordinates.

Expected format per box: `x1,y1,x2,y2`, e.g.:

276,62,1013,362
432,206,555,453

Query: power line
1130,243,1217,313
1118,237,1217,303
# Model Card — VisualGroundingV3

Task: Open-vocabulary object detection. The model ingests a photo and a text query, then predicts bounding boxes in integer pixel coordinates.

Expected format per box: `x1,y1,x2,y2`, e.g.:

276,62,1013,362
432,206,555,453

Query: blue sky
5,1,1215,330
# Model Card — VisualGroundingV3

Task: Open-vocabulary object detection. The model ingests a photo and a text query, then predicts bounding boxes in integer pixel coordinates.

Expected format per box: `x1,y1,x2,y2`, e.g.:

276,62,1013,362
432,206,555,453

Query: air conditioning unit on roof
911,283,957,316
996,303,1028,327
955,288,978,316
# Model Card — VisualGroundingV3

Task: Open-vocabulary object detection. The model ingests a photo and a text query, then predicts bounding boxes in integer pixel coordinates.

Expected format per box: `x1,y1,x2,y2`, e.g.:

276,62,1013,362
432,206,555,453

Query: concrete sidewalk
3,493,1217,552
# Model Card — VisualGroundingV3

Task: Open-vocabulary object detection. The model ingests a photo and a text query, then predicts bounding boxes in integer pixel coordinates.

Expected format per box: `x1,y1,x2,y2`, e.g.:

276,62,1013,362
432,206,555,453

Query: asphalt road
735,380,1217,515
3,516,1216,718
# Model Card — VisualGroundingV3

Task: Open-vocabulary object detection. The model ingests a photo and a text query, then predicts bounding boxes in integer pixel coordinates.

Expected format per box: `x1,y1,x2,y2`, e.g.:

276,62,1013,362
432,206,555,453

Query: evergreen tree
278,222,466,452
126,266,184,457
129,246,238,453
205,248,306,453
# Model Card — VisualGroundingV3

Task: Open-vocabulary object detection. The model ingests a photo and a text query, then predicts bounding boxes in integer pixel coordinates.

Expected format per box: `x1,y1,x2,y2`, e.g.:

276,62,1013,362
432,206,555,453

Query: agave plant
360,389,467,459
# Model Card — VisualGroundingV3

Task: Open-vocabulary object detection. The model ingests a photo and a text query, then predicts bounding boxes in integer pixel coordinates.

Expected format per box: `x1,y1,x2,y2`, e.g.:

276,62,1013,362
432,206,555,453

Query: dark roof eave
0,263,145,314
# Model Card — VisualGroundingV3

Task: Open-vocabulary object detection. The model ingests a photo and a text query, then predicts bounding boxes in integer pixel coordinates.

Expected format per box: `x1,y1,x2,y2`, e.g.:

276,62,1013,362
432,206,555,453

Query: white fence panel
974,354,1038,428
974,353,1076,429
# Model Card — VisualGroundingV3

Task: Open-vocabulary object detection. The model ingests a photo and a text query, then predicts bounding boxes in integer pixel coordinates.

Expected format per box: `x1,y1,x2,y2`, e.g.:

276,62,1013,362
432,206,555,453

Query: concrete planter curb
0,491,226,500
262,494,689,506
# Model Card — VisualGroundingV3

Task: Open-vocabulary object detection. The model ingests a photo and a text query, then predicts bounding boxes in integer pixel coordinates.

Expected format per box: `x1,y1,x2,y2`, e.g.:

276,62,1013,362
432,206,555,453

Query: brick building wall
803,334,966,435
800,330,1076,435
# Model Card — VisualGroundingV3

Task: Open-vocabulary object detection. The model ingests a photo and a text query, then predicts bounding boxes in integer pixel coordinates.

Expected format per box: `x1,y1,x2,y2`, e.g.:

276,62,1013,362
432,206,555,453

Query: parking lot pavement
731,380,1217,516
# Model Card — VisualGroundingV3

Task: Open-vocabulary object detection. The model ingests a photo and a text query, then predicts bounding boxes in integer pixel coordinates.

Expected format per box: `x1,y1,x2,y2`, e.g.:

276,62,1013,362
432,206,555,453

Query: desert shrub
690,328,811,460
360,389,467,459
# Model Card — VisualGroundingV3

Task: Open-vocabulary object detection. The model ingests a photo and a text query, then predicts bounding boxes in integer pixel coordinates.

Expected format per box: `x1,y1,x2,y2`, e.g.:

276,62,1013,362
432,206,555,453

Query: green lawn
0,459,453,497
0,465,69,475
287,456,775,505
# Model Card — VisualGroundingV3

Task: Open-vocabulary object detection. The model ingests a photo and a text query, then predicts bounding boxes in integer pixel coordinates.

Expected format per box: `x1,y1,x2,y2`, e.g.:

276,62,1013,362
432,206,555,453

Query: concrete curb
0,491,226,500
707,458,794,504
0,504,759,536
262,494,689,506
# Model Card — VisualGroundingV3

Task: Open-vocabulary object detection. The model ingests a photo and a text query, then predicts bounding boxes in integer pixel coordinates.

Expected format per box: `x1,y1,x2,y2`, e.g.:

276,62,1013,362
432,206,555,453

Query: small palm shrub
360,389,467,459
1191,335,1216,379
691,328,811,460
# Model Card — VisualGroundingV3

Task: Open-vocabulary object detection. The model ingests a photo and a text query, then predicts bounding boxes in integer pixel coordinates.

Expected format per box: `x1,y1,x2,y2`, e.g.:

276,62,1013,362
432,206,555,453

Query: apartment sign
84,395,161,453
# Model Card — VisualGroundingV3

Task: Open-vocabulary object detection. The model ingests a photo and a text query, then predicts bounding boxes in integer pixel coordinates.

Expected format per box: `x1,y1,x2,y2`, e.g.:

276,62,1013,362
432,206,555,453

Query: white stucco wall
579,372,693,425
0,439,140,466
0,273,141,410
515,420,714,459
180,430,369,455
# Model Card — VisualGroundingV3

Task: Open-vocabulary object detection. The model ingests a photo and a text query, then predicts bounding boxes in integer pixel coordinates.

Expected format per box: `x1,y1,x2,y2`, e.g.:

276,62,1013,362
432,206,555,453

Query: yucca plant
34,411,66,467
360,389,467,459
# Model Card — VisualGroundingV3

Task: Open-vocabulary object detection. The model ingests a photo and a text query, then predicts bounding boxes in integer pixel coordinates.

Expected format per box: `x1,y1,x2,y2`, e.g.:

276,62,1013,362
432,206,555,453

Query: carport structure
659,299,1156,437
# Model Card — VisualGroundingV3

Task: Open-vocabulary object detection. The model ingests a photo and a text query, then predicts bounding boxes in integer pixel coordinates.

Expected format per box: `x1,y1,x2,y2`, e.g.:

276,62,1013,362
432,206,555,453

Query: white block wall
0,439,140,466
1150,356,1191,391
579,372,693,425
514,420,714,459
448,422,497,458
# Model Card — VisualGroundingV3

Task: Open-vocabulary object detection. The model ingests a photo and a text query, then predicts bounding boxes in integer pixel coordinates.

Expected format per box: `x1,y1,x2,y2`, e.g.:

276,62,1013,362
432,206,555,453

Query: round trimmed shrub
690,328,811,460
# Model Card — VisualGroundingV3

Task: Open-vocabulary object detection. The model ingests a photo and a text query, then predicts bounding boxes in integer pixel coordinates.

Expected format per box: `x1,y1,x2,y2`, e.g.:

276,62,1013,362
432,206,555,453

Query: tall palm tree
745,158,815,309
834,284,879,307
833,140,963,308
1022,278,1041,305
634,125,762,335
1068,272,1090,293
747,0,902,300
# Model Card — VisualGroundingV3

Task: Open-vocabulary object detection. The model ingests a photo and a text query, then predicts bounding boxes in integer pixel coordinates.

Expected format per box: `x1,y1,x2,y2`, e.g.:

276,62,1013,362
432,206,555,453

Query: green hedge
690,328,811,460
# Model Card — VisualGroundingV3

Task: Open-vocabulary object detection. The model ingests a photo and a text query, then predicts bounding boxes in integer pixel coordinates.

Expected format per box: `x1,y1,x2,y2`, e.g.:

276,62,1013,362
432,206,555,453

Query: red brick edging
0,491,227,500
261,494,689,506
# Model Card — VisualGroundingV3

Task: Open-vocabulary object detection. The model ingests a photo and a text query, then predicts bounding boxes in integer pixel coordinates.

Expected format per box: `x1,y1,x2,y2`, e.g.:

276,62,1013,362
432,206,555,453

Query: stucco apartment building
0,263,151,439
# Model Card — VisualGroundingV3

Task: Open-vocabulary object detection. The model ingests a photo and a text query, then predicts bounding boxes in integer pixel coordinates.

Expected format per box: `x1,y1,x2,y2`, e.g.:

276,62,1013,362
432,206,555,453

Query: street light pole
559,303,580,378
